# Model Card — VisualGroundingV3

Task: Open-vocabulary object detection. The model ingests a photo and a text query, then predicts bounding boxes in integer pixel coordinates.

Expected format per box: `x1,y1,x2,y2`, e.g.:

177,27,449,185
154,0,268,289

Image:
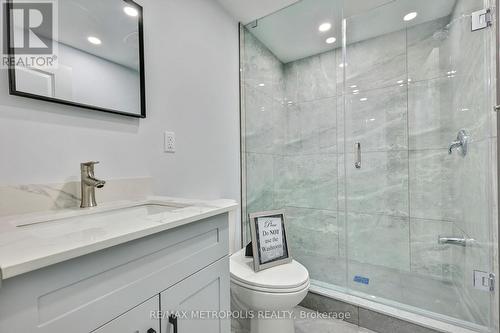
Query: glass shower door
240,0,347,291
341,0,413,314
342,0,497,330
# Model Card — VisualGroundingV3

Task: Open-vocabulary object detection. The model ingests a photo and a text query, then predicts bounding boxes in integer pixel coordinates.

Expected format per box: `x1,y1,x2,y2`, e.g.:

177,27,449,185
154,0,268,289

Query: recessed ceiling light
326,37,336,44
360,98,368,102
403,12,418,22
318,22,332,32
339,63,347,68
124,6,138,17
258,83,265,87
87,36,102,45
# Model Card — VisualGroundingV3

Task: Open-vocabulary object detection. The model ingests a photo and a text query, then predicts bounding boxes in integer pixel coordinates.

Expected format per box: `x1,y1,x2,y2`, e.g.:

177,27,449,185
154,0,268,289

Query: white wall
0,0,241,245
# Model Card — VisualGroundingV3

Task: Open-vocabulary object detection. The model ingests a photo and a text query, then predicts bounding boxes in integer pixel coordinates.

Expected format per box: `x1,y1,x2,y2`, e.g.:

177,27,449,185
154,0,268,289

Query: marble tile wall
242,27,343,284
281,50,342,284
242,29,284,224
342,23,413,280
242,0,496,326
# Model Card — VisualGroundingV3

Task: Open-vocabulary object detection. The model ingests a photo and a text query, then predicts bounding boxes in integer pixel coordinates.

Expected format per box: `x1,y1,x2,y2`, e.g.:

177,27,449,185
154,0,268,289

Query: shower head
433,28,449,41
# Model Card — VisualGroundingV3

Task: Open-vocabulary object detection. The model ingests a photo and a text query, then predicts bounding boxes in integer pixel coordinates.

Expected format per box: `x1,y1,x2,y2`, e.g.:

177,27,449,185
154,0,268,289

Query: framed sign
249,210,292,272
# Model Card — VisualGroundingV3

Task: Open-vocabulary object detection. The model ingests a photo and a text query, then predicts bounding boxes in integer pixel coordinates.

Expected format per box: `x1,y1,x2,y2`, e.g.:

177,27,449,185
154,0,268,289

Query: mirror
6,0,146,118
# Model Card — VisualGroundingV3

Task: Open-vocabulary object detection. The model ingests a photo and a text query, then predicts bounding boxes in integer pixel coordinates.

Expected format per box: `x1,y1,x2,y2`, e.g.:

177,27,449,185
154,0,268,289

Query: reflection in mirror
7,0,145,117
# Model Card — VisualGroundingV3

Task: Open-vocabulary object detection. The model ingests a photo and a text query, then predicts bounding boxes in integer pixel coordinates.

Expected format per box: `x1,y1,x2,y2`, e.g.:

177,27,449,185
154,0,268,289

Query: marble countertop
0,196,238,281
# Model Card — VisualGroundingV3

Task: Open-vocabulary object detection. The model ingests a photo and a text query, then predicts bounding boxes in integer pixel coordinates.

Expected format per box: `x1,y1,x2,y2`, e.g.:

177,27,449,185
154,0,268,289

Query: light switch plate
164,131,176,153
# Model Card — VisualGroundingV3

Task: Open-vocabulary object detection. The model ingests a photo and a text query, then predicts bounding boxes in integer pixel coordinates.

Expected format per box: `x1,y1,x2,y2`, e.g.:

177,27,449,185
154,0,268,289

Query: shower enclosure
240,0,498,331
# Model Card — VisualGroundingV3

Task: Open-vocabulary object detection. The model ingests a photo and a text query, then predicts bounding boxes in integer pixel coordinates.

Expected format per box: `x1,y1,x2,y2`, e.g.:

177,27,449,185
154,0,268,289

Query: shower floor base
292,249,491,331
307,282,489,333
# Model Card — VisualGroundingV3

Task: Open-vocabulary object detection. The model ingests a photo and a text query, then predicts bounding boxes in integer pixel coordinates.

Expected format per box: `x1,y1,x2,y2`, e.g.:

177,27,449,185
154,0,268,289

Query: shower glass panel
344,0,495,329
241,0,346,288
240,0,497,331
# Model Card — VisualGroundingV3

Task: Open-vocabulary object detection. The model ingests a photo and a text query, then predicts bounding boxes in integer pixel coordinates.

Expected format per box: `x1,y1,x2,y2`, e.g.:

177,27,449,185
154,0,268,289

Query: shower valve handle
448,129,469,156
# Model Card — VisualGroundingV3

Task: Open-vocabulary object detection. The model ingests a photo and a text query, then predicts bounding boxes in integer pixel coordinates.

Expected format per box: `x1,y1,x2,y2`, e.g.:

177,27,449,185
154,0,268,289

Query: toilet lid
230,248,309,290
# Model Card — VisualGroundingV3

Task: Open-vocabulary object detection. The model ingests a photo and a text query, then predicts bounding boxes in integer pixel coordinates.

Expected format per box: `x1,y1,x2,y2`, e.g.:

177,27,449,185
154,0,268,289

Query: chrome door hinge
473,270,495,292
494,105,500,112
472,8,492,31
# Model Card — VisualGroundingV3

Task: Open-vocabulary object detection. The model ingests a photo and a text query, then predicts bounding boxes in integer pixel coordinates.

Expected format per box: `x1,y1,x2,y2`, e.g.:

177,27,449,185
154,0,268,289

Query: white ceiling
347,0,456,45
343,0,397,17
216,0,397,26
216,0,300,24
223,0,456,63
246,0,343,63
58,0,140,70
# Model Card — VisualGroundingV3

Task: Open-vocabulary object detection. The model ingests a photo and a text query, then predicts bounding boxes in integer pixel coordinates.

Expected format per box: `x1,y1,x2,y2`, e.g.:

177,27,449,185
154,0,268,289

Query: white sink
14,201,191,228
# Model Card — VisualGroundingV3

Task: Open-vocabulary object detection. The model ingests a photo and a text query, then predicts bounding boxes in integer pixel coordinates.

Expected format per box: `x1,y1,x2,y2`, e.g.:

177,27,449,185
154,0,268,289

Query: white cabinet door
92,296,160,333
160,257,230,333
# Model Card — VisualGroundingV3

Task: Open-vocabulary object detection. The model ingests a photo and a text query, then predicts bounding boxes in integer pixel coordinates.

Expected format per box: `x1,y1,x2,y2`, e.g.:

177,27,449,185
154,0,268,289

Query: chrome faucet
80,161,106,208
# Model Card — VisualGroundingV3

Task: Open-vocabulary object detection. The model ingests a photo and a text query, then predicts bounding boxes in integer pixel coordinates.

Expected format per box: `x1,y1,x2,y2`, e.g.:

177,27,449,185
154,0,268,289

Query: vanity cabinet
0,213,231,333
93,296,160,333
91,257,230,333
160,257,230,333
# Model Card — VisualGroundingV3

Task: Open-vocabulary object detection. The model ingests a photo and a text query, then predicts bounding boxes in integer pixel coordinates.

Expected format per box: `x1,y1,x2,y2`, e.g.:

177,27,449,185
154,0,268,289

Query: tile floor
232,306,375,333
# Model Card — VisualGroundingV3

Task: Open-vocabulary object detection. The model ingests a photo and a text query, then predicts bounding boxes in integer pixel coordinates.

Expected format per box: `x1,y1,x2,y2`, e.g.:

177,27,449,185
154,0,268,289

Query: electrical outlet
164,131,176,153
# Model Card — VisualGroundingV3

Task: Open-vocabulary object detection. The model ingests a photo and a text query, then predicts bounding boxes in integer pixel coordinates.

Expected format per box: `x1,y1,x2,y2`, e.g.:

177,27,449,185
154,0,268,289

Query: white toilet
230,248,310,333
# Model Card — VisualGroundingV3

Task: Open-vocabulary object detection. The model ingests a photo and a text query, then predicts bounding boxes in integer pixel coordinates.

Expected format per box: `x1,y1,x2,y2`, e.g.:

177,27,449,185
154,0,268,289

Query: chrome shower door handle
355,143,361,169
438,236,475,247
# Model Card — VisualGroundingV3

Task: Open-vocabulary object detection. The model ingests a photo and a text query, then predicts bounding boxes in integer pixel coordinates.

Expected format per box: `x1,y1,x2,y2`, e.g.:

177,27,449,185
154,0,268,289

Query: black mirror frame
5,0,146,118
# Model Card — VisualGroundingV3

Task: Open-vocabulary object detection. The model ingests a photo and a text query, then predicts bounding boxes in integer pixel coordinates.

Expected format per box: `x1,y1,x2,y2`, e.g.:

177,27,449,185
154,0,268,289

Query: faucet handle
81,161,100,167
80,161,100,172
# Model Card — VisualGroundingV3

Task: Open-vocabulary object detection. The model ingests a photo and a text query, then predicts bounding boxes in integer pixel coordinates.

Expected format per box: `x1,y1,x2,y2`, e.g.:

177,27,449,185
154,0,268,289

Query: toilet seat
231,275,310,294
230,249,310,294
